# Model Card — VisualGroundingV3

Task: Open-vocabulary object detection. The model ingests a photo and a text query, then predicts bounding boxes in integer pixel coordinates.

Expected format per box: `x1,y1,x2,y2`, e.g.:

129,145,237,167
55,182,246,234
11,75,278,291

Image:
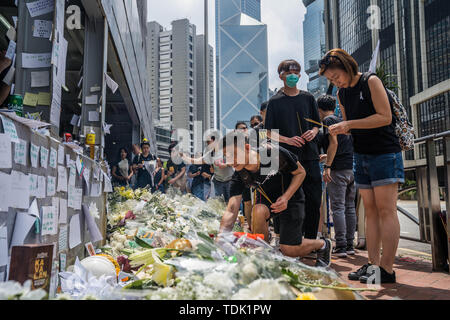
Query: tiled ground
302,249,450,300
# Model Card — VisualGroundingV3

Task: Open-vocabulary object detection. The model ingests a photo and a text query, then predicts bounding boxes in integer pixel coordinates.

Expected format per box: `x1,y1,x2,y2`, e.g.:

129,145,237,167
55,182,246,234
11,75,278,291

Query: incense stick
304,118,329,129
296,112,303,135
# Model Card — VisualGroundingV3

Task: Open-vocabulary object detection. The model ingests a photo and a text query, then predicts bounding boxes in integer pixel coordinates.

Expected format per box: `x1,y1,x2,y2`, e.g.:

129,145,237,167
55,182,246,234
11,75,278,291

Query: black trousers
300,160,322,239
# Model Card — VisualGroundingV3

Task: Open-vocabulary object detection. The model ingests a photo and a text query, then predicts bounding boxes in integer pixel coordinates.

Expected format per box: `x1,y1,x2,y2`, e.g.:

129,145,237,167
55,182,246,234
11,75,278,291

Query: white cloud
147,0,308,91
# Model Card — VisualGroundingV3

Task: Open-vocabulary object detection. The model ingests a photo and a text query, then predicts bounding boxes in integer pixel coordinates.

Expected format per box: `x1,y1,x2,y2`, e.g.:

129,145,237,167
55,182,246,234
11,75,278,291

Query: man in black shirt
265,59,323,240
219,131,332,267
188,154,213,201
317,95,356,257
132,139,156,189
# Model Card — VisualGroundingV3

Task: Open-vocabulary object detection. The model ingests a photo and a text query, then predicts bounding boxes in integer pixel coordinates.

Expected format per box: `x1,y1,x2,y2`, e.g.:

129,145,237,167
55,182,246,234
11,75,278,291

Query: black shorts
254,192,304,246
242,187,251,202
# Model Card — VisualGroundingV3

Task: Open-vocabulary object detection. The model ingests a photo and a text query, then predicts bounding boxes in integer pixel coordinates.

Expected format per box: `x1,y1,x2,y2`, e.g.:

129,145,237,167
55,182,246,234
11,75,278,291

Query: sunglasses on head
319,55,343,71
279,63,300,74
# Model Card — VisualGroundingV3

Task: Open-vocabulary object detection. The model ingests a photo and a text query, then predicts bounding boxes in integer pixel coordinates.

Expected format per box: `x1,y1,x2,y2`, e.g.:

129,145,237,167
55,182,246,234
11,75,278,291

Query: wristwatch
324,164,332,169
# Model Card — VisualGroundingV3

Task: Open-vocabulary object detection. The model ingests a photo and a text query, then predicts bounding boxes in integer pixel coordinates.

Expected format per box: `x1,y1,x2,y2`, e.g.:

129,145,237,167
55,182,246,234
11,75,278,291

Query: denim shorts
353,152,405,189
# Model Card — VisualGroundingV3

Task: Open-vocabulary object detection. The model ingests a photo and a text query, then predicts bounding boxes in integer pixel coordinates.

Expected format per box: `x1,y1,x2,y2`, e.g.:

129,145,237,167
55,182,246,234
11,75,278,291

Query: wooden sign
8,244,54,292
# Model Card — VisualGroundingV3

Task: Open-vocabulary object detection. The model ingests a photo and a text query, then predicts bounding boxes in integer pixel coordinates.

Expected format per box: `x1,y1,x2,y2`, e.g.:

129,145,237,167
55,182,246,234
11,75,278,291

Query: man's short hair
221,130,249,150
278,59,301,75
260,101,268,112
168,141,178,152
317,94,337,112
235,121,247,129
250,115,263,123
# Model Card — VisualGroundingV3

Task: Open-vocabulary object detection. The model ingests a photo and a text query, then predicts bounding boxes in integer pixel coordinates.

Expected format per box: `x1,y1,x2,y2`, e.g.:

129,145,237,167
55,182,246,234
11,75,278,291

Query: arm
158,169,165,186
127,165,134,180
187,168,201,178
111,166,124,181
172,166,186,182
323,135,338,183
219,195,242,233
336,91,347,121
180,152,205,165
267,130,306,148
270,162,307,213
330,78,392,135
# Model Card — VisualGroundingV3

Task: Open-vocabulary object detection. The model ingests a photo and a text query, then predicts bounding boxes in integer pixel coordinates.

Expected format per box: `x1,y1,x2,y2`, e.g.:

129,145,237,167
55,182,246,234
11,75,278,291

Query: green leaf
134,236,154,249
197,232,214,244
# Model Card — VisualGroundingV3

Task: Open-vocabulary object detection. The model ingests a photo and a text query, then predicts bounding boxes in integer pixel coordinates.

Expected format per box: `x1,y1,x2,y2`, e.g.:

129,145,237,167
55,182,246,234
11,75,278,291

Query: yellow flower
120,186,125,191
296,293,317,300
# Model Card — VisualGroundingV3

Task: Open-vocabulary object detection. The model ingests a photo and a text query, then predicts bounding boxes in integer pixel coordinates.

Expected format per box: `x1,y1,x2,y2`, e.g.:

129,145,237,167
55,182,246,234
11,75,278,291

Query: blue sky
147,0,308,91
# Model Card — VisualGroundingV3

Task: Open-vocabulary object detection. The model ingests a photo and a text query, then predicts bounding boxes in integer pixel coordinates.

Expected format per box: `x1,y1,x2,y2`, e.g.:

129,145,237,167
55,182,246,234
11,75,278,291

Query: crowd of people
111,48,405,284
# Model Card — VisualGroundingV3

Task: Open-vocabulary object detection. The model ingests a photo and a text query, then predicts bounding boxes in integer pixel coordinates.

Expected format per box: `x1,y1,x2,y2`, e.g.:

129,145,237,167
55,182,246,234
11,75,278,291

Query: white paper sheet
5,40,16,60
103,172,112,193
82,204,102,243
68,186,82,210
28,199,39,219
10,171,30,210
31,70,50,88
21,52,52,68
58,225,68,251
59,253,66,271
47,176,56,196
59,198,67,224
30,143,39,168
33,19,52,38
14,139,27,166
29,174,38,197
40,146,49,168
70,114,80,126
26,0,54,17
105,73,119,94
76,155,82,175
57,145,64,165
10,212,36,248
57,166,67,192
90,182,101,197
68,164,76,187
37,175,46,199
52,197,59,220
0,172,11,212
0,115,19,143
69,214,81,249
88,111,99,122
0,226,8,266
41,206,57,235
0,134,12,169
49,147,57,168
85,95,97,105
83,167,91,185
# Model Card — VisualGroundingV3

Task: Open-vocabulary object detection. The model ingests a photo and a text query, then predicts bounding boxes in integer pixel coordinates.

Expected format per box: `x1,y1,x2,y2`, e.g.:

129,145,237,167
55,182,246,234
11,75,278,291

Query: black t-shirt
338,73,401,155
321,115,354,171
133,153,156,187
166,158,186,176
189,164,212,189
265,90,321,161
113,158,132,178
230,146,304,203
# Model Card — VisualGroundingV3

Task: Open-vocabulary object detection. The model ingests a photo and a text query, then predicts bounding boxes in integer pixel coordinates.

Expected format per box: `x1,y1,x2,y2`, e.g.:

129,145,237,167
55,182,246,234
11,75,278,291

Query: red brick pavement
303,249,450,300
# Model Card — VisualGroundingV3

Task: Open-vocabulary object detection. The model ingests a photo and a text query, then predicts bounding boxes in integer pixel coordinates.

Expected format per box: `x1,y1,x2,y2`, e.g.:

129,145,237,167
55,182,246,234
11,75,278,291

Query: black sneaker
346,244,355,255
348,263,372,281
333,246,347,258
315,238,332,268
359,266,396,284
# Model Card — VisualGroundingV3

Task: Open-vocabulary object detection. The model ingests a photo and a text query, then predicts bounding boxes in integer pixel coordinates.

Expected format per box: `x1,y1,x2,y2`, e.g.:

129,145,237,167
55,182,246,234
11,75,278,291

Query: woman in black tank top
318,49,405,284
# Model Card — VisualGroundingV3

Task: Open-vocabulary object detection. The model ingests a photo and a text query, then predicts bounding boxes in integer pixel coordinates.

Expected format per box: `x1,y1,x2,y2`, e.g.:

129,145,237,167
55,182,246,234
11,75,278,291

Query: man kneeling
218,131,332,267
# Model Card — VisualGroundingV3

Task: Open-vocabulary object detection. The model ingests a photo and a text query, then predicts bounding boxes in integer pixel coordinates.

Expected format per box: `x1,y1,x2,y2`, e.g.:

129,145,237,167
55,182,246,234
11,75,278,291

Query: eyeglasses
319,55,343,71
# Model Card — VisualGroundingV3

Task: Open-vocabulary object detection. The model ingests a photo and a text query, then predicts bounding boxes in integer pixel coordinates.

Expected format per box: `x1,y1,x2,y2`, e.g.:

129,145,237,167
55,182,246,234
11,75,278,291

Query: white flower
231,278,293,300
89,202,100,220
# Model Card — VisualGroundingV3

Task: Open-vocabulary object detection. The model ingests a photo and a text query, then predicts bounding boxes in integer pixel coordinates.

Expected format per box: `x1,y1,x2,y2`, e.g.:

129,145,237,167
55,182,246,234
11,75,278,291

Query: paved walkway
303,248,450,300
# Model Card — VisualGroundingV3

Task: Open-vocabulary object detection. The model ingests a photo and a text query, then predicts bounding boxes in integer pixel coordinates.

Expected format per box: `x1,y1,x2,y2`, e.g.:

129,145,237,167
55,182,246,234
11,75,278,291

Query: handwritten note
69,214,81,249
30,143,39,168
33,19,52,38
0,226,8,266
29,174,38,197
57,145,64,165
26,0,54,18
23,92,39,106
37,176,46,199
90,182,101,197
38,92,51,106
11,171,30,210
88,111,99,122
31,71,50,87
85,95,97,105
56,166,67,192
59,253,66,271
0,115,19,143
68,185,82,210
0,134,12,169
5,40,16,60
49,147,57,168
47,176,56,196
59,198,67,224
69,163,76,187
14,139,27,166
0,172,11,212
58,225,68,251
40,146,49,168
42,206,57,235
22,52,52,68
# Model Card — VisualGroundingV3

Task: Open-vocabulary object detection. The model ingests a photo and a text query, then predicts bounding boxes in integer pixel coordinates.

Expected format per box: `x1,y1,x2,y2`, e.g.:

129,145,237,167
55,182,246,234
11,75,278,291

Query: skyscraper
196,35,215,134
323,0,449,166
303,0,328,98
216,0,269,131
147,19,197,155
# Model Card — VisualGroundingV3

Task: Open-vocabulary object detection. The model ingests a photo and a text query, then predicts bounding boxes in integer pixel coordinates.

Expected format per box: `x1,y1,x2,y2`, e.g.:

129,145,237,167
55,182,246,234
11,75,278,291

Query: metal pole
100,17,108,160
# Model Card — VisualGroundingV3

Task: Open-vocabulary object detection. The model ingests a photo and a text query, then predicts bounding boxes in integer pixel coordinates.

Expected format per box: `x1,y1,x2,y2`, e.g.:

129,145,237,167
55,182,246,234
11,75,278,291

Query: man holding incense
265,59,323,240
218,131,332,267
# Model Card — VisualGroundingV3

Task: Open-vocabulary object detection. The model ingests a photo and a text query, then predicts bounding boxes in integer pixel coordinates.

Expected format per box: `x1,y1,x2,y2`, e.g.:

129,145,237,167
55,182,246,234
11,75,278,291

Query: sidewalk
304,248,450,300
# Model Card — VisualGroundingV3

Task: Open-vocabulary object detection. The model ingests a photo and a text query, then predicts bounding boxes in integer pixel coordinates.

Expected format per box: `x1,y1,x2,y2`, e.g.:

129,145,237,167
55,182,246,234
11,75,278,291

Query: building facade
215,0,269,131
303,0,329,98
323,0,449,167
196,35,215,134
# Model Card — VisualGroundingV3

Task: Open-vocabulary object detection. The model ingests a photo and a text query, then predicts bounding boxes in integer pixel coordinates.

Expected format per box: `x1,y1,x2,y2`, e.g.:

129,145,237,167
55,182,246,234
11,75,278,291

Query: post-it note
23,92,39,106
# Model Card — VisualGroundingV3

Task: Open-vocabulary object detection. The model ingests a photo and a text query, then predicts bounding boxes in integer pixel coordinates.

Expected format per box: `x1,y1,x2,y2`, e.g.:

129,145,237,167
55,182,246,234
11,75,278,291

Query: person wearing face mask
265,59,323,241
319,49,404,284
132,139,157,190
